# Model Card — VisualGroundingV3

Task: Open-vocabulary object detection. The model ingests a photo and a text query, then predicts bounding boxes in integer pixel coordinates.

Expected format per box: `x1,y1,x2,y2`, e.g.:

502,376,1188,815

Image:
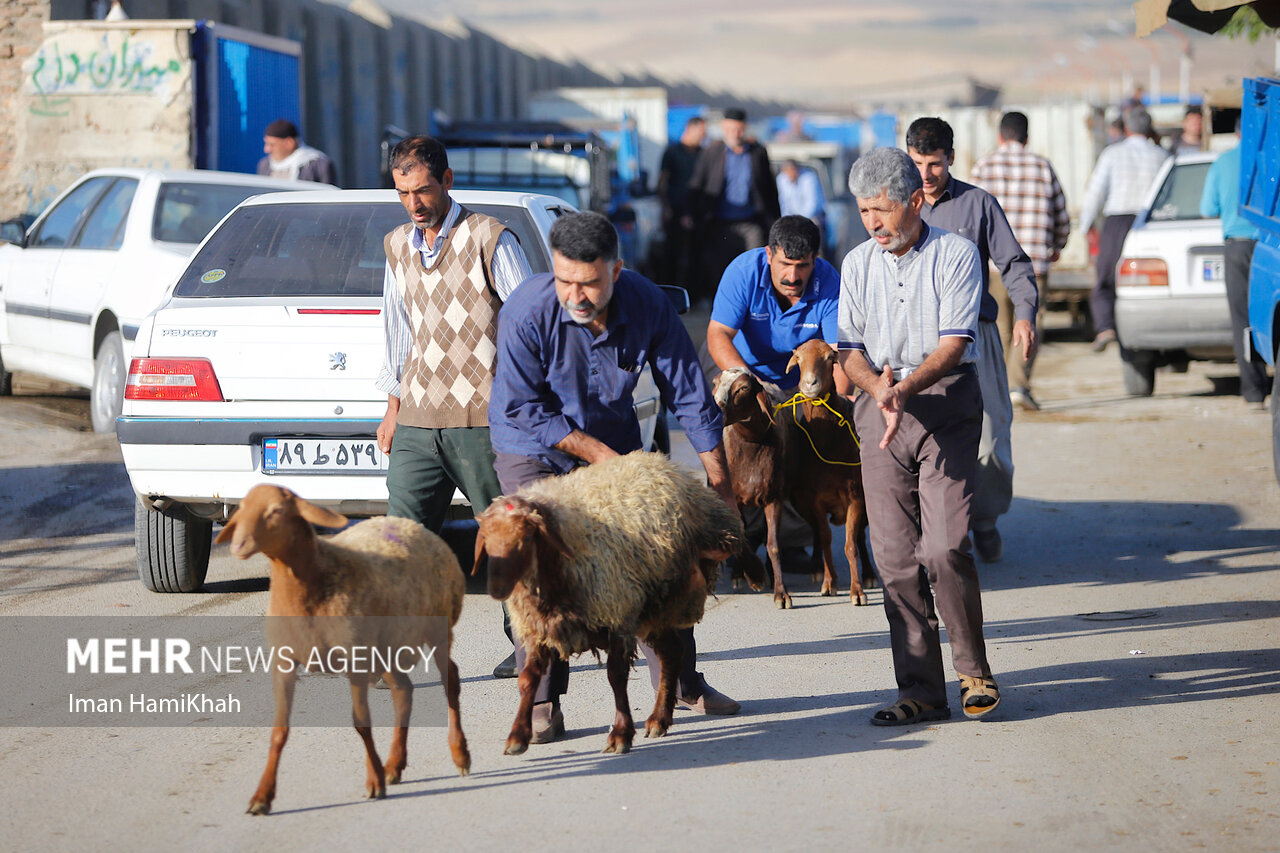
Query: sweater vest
383,207,506,429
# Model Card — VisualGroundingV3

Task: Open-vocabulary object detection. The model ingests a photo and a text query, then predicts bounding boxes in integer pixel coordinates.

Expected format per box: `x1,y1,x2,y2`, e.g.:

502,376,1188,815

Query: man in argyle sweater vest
375,136,532,536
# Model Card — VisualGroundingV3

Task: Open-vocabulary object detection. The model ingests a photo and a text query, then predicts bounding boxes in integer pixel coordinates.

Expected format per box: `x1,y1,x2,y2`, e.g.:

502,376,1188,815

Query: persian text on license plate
1202,257,1224,283
263,438,387,474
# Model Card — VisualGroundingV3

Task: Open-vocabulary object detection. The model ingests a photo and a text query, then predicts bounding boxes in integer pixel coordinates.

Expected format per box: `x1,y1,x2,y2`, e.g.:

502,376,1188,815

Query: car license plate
1202,257,1224,283
263,438,387,474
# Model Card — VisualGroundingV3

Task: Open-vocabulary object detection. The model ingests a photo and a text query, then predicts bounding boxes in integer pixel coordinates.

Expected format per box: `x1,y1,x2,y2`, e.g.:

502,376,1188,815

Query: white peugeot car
0,168,323,431
120,189,672,592
1114,151,1231,396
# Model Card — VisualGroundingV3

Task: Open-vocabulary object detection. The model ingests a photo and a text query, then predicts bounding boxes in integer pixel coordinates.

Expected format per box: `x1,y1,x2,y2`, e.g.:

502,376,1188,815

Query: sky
375,0,1277,109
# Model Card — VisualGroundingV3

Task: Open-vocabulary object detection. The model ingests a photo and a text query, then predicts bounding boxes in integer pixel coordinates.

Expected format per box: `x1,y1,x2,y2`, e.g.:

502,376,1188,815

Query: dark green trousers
386,425,502,532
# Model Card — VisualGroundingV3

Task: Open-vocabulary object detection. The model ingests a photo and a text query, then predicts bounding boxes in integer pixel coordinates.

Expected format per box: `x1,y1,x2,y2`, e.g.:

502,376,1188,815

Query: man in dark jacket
688,108,780,302
257,119,338,185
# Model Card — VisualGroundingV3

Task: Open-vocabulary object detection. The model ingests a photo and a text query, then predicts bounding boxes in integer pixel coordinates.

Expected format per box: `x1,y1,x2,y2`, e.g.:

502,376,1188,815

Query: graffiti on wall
25,31,189,117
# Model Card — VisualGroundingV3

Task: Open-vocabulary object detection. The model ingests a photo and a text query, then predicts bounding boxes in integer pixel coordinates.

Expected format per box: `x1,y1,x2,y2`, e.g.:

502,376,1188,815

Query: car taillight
1117,258,1169,288
125,358,224,401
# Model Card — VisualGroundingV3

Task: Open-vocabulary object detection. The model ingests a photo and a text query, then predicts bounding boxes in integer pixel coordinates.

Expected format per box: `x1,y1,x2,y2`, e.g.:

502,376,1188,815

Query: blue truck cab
1243,76,1280,481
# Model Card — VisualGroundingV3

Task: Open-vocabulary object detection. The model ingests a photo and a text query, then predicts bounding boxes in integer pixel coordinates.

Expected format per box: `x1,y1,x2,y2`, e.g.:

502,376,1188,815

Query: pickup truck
0,168,320,431
1243,76,1280,483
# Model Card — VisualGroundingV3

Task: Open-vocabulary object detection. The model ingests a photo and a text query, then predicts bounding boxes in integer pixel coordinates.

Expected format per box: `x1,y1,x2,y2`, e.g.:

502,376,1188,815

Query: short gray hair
1124,107,1154,136
847,147,922,205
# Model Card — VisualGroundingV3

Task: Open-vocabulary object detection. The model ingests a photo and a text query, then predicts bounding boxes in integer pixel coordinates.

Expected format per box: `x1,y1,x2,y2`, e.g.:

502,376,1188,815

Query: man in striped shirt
1079,108,1168,351
972,111,1071,411
838,146,1000,726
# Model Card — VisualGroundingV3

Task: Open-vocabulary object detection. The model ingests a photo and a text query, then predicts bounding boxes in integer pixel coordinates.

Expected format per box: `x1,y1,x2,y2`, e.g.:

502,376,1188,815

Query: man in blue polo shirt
489,211,741,745
706,215,846,392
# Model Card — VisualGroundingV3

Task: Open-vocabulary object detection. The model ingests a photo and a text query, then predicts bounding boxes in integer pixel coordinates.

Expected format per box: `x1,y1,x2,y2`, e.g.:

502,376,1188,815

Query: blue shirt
1200,145,1258,240
490,269,723,473
711,248,841,387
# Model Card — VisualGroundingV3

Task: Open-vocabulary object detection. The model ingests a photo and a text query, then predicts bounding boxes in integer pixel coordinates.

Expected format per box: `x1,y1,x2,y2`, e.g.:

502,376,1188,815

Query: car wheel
0,349,11,396
1272,368,1280,485
1119,346,1156,396
90,331,125,433
135,497,212,593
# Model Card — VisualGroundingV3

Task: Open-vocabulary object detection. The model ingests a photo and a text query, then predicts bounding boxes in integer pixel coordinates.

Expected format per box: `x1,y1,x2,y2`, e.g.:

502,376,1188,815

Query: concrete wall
0,0,52,218
14,20,196,212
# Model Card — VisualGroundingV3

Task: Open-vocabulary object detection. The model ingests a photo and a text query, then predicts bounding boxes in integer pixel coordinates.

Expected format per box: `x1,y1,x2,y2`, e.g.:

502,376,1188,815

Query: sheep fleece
268,517,463,649
505,452,745,657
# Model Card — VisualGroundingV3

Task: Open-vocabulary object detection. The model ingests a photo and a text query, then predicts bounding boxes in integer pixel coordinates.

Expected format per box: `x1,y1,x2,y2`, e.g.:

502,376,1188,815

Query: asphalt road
0,321,1277,851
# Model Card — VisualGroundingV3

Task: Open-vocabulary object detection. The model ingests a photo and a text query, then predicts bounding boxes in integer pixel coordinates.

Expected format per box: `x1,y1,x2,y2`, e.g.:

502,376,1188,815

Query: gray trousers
1090,213,1135,335
1225,238,1270,403
973,320,1015,530
852,368,993,708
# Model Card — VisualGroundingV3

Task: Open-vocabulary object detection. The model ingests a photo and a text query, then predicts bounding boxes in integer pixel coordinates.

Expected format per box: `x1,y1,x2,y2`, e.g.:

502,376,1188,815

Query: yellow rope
772,392,861,467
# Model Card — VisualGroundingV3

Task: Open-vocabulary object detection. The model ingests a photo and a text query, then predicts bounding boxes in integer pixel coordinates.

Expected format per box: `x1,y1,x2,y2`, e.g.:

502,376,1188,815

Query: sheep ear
296,498,348,530
471,529,488,577
531,506,572,560
755,389,775,425
214,516,236,545
786,352,800,375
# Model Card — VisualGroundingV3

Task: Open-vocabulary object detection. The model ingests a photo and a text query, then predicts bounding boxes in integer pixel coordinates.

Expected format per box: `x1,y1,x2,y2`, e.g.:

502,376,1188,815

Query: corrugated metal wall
49,0,616,187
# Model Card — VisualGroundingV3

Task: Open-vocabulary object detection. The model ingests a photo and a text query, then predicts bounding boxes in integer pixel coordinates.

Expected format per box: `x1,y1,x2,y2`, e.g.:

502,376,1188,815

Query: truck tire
135,497,212,593
1120,346,1156,396
1272,368,1280,485
0,349,11,396
90,331,125,433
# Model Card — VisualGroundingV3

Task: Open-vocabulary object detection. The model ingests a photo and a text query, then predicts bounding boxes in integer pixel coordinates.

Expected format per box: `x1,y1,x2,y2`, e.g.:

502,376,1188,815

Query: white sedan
0,168,323,431
120,189,672,592
1115,151,1231,396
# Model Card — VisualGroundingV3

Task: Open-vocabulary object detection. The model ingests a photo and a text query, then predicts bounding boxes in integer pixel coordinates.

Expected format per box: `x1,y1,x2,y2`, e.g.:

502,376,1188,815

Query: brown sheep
472,451,758,756
713,366,794,607
780,339,875,606
216,484,469,815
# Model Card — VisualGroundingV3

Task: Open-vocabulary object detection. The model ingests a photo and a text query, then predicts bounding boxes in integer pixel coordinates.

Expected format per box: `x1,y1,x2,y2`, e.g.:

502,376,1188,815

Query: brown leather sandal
959,674,1001,719
870,697,951,727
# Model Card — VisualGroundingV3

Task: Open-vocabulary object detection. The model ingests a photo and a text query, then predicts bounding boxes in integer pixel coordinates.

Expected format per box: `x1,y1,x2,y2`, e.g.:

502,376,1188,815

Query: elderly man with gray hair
837,147,1001,726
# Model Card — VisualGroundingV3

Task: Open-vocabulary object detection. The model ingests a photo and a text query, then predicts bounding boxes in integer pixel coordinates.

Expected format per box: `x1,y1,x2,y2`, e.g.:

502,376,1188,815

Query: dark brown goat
713,367,794,608
780,339,875,606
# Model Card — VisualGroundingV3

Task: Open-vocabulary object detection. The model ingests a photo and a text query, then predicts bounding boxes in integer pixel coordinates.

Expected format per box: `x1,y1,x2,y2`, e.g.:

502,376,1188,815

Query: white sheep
216,484,469,815
472,451,753,756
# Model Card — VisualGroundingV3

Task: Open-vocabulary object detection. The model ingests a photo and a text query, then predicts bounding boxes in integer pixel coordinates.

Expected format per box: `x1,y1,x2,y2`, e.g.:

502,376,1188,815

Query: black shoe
973,528,1003,563
493,650,518,679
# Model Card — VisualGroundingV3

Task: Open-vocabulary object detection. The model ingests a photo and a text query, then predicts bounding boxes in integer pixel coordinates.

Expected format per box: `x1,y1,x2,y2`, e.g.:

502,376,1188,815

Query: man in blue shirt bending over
706,214,846,393
489,211,742,745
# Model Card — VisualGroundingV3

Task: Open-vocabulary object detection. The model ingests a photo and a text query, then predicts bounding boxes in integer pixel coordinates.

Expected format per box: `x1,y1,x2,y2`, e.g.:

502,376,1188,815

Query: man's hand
1012,318,1038,362
698,444,738,512
874,364,903,450
556,430,619,466
376,397,400,454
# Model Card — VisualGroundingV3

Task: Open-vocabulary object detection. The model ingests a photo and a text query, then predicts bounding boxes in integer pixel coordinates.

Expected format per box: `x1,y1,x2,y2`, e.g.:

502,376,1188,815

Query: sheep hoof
602,738,632,754
640,717,670,737
246,800,271,816
365,783,386,800
730,576,745,591
504,739,529,756
386,769,402,785
774,594,792,610
851,591,869,606
457,764,471,777
820,584,837,597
